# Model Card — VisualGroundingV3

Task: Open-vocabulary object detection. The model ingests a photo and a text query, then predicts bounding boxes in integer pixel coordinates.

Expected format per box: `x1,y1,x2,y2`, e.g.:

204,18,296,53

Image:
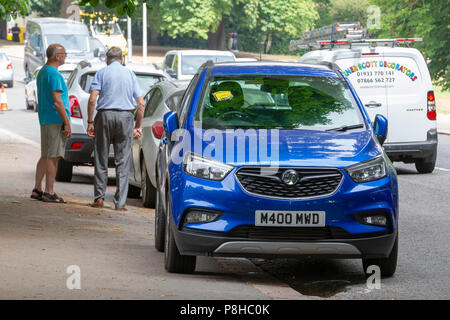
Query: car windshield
196,75,364,130
94,23,121,35
182,55,234,75
135,74,162,96
45,34,89,52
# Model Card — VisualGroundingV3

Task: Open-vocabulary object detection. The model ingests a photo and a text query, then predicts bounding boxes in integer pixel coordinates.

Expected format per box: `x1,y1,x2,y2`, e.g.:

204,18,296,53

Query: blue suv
155,61,398,277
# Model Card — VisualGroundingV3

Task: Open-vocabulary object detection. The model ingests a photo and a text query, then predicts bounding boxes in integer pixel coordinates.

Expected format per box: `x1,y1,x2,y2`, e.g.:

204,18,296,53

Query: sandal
42,192,66,203
31,188,43,201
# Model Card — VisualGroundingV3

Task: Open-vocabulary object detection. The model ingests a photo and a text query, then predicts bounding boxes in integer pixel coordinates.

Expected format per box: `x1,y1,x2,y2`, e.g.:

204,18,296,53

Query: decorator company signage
342,60,418,87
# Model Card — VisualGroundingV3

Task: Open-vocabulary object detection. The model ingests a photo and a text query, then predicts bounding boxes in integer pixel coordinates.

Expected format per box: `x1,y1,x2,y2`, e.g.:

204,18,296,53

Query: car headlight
346,156,387,183
183,152,233,181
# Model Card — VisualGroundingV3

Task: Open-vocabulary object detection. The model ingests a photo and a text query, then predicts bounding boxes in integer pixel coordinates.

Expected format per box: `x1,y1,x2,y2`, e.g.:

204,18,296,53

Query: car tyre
415,153,436,174
127,184,141,198
55,158,73,182
25,98,33,110
141,160,156,208
164,189,196,273
362,232,398,278
154,177,165,252
7,81,13,88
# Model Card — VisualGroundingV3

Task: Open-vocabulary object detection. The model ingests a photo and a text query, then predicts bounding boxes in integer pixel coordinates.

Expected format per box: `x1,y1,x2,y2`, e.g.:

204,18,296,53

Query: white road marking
435,167,450,172
0,127,40,149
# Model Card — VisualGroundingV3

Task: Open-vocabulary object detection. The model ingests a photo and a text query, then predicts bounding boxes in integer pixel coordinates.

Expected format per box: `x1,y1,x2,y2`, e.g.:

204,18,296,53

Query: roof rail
316,38,422,49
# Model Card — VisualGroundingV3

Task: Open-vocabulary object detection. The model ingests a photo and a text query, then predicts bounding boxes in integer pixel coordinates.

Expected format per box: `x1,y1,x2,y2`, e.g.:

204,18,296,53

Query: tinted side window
178,73,199,127
165,91,185,112
144,88,163,118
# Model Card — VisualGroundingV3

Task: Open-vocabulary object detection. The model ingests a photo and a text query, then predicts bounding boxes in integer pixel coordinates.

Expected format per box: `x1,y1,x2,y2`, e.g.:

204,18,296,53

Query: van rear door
333,48,387,127
382,54,429,143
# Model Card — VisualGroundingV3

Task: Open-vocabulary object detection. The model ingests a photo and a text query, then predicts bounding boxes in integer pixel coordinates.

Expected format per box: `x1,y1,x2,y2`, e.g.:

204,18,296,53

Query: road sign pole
142,3,147,64
127,16,132,63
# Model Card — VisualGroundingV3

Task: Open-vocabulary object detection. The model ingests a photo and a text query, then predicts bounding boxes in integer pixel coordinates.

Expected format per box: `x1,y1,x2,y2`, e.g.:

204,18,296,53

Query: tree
370,0,450,90
329,0,369,25
0,0,29,19
256,0,318,53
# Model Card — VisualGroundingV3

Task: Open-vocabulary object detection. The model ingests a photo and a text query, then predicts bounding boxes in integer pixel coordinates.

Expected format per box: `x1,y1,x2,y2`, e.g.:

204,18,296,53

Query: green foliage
370,0,450,90
28,0,62,17
329,0,369,25
0,0,29,19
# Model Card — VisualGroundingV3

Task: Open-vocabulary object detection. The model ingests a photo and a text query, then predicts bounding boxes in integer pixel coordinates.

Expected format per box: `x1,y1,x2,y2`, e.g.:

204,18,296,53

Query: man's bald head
46,44,65,60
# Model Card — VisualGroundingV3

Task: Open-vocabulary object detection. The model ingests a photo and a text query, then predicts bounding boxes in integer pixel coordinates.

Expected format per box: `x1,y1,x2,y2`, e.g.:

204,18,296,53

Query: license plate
255,210,325,227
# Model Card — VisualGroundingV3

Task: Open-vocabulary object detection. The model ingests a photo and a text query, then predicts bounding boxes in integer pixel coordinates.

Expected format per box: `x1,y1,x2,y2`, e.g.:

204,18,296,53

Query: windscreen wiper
326,124,364,132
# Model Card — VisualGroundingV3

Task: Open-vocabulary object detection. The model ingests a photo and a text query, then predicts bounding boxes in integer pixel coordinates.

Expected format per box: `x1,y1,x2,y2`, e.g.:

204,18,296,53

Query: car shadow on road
70,172,116,186
250,257,367,298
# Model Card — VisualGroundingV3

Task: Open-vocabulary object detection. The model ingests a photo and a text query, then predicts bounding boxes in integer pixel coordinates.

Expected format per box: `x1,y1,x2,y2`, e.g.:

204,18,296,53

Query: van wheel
362,232,398,278
55,159,73,182
141,160,156,208
164,190,196,273
415,153,436,174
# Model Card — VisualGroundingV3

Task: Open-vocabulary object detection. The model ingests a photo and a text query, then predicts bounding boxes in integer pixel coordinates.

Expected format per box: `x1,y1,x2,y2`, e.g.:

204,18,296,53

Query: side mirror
373,114,388,145
163,111,179,134
94,48,100,57
166,69,177,79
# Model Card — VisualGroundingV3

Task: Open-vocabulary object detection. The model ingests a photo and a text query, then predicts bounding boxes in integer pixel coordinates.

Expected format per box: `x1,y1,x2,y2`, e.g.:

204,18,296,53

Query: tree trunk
60,0,80,21
148,16,160,46
207,18,226,50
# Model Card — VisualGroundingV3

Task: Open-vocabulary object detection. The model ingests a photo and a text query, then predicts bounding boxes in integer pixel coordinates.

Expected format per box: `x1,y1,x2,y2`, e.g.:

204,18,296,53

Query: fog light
184,210,222,225
362,215,387,226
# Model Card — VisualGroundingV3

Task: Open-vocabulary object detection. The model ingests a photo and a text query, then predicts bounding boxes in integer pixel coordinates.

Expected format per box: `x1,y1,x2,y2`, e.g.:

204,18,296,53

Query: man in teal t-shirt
31,44,72,204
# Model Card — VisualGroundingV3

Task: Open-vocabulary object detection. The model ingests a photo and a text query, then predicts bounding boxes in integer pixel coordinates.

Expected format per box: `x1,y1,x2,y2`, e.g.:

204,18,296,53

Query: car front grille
235,167,343,199
184,225,388,241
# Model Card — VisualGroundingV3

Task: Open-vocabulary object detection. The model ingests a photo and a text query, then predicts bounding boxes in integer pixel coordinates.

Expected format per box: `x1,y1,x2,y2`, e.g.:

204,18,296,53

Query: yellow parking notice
213,91,233,102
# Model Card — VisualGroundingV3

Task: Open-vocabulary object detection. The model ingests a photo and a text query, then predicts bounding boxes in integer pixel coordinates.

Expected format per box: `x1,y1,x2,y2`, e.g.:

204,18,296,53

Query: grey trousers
94,110,134,209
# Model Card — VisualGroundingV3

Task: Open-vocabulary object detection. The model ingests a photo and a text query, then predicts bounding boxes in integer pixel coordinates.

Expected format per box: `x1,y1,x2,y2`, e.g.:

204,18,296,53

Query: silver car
128,80,189,207
25,63,77,112
0,52,13,88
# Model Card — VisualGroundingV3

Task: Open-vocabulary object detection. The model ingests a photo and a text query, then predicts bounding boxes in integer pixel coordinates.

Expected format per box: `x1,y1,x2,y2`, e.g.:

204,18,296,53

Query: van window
164,55,175,69
45,34,89,52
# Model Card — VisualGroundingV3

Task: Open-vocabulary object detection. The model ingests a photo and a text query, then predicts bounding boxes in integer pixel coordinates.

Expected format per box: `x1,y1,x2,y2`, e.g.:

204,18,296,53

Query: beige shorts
40,123,67,158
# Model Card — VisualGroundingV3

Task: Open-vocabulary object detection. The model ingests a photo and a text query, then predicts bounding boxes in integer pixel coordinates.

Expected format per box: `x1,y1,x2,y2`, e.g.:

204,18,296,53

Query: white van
162,50,236,81
299,41,437,173
24,18,92,78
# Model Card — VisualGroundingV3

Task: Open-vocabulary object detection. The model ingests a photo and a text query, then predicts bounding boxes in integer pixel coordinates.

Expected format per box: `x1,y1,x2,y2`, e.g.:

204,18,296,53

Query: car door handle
365,101,382,108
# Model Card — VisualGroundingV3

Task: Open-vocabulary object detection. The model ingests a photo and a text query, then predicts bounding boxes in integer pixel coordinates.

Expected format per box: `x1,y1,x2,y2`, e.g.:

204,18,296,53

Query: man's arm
87,90,99,138
51,90,71,138
133,96,145,139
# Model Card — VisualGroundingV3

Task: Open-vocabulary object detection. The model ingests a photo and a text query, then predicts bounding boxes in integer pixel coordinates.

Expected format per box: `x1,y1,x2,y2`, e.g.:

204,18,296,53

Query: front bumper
384,129,438,162
173,224,396,259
